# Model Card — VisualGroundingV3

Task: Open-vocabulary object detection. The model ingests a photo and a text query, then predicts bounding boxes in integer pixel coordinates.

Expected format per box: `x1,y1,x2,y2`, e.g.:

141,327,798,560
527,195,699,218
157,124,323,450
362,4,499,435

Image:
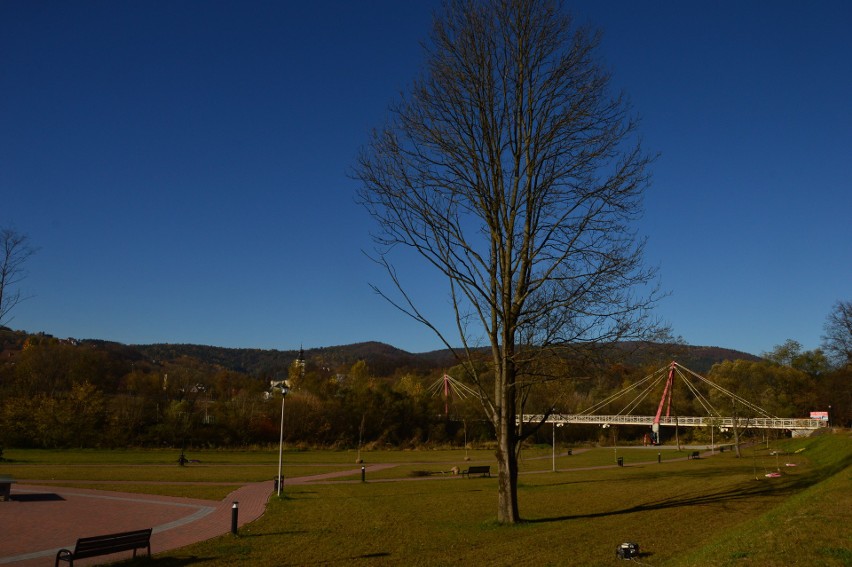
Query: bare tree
822,300,852,368
355,0,662,523
0,227,37,327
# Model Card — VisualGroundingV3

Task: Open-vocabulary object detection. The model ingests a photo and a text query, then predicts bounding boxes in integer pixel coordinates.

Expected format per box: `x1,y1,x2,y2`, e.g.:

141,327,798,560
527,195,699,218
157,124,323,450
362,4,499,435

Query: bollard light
231,501,239,535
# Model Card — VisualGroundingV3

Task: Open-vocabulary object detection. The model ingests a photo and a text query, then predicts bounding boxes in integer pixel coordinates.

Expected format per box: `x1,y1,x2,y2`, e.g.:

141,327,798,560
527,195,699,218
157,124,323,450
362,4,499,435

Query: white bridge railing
519,414,827,430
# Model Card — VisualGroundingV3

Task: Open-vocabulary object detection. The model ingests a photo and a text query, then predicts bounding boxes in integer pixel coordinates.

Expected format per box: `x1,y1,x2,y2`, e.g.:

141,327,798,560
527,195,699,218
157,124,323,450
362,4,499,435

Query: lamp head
270,379,290,397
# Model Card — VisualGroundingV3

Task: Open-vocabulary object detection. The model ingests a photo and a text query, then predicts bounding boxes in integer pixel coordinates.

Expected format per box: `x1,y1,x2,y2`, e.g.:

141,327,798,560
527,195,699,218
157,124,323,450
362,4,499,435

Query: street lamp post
276,384,290,497
551,421,563,472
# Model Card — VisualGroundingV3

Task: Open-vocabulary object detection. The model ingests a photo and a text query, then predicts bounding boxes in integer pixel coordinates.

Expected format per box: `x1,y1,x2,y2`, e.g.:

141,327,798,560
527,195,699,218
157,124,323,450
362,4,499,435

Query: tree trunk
495,425,520,523
675,414,681,451
495,354,520,523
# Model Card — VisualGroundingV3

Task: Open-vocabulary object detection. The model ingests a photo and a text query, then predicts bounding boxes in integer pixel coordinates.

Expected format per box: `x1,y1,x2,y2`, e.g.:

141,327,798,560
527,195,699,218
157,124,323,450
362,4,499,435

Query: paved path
0,465,399,567
0,481,269,567
0,452,714,566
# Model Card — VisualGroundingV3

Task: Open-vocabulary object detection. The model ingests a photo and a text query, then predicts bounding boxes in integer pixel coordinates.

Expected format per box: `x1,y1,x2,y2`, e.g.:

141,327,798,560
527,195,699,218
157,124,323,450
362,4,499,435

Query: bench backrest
73,529,152,559
468,466,490,472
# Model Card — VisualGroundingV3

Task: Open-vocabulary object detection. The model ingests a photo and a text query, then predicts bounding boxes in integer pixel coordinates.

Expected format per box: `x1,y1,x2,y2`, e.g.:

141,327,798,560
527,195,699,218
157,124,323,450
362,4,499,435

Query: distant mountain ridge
133,340,446,376
2,327,760,377
133,340,759,376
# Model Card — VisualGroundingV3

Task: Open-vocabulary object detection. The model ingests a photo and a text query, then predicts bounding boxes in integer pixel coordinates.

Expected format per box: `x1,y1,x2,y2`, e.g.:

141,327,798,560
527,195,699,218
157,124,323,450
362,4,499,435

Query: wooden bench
56,528,152,566
0,476,14,502
688,451,700,459
461,465,491,478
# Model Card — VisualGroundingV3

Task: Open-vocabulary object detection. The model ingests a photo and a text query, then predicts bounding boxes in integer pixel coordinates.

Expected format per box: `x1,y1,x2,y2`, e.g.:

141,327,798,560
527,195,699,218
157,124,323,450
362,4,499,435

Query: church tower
294,345,306,380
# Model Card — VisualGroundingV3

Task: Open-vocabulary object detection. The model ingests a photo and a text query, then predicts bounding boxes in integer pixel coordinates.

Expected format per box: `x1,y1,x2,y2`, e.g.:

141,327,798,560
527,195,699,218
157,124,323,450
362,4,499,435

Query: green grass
153,434,852,566
1,434,848,566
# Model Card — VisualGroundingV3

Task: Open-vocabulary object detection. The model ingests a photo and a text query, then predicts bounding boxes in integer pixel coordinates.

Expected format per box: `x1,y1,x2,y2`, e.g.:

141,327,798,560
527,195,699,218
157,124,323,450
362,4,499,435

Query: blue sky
1,1,849,356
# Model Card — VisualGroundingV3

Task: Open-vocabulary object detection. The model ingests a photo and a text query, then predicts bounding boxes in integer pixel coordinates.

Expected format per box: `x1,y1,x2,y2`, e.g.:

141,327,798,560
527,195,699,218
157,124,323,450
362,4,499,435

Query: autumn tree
763,339,829,377
0,227,37,327
763,339,807,368
708,358,817,433
356,0,661,523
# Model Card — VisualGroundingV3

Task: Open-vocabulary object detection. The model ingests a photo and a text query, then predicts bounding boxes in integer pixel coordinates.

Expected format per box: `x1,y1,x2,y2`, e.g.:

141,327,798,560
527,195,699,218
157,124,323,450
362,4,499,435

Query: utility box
616,542,640,559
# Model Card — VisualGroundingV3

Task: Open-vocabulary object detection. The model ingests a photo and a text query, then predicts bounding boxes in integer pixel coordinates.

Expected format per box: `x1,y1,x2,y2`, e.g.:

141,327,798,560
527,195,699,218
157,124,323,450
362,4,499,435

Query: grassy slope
140,434,849,566
668,431,851,567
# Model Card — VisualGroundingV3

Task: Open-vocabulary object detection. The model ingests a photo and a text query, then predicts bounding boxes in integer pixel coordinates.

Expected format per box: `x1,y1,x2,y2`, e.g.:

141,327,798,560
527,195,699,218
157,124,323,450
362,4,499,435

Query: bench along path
0,465,398,566
0,481,268,566
1,454,714,565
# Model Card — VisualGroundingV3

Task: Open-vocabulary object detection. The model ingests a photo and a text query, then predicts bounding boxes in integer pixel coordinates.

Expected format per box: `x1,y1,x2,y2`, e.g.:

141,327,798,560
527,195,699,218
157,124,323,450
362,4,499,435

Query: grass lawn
1,433,848,566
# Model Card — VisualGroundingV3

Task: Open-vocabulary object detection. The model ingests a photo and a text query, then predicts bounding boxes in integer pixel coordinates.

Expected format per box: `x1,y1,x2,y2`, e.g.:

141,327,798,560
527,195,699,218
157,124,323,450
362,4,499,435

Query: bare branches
354,0,662,523
822,300,852,368
0,227,38,327
355,0,660,367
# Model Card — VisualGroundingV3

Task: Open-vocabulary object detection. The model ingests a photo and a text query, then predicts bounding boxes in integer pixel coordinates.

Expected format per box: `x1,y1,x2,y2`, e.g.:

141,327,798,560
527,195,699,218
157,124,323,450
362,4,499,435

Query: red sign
810,411,829,421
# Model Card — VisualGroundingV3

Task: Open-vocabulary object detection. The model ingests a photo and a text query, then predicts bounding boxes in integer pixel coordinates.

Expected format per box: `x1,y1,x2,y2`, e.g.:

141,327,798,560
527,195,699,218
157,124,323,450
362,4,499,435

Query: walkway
0,464,396,566
0,453,713,565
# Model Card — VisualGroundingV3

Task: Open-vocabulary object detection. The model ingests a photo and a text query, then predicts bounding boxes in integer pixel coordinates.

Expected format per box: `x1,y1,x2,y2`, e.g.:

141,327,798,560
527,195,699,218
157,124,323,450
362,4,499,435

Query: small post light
231,501,239,535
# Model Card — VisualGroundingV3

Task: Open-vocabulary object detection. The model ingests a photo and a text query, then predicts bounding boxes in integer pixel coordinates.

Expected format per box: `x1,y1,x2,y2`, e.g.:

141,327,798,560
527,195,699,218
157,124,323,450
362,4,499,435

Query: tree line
1,328,847,451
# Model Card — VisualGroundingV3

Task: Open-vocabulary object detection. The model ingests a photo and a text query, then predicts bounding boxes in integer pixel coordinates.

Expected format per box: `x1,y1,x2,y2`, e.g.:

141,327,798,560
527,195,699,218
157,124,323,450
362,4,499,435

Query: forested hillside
134,339,759,376
1,327,847,450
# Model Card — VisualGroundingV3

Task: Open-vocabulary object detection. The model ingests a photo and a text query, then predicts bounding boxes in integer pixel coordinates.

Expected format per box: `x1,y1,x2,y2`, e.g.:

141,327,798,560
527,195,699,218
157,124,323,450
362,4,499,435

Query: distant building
294,345,306,379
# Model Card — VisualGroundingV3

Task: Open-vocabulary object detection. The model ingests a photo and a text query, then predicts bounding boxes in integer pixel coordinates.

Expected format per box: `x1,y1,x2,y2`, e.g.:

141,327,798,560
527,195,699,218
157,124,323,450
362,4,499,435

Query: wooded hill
133,339,760,377
2,328,761,378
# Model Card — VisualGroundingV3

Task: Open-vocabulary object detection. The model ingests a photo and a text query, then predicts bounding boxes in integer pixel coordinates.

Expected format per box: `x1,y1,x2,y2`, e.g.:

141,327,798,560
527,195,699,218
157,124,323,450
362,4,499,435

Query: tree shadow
234,529,310,538
355,552,391,560
271,490,318,500
614,464,770,481
114,556,216,566
526,466,834,524
521,478,614,489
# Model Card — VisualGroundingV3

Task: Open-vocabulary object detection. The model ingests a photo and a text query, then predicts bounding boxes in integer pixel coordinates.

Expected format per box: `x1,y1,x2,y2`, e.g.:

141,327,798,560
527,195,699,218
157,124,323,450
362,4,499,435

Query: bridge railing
518,414,826,430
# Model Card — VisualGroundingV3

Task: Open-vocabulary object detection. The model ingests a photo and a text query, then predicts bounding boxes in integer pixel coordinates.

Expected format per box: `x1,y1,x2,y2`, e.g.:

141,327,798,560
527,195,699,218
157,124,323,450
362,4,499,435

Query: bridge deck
521,414,826,430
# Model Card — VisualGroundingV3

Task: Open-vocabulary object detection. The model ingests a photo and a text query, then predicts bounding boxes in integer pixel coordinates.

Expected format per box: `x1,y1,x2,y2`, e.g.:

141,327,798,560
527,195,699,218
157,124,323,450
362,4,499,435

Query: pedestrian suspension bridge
520,361,826,439
432,361,827,438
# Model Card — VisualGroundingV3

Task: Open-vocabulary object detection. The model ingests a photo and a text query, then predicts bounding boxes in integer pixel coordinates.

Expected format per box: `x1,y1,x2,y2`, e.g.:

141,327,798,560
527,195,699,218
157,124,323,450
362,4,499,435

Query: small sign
810,411,829,421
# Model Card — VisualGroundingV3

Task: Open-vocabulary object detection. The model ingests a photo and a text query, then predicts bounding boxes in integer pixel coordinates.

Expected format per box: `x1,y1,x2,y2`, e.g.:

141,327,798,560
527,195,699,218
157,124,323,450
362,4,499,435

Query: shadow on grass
115,556,216,566
527,461,843,524
527,483,778,524
522,477,616,488
612,464,771,481
131,550,393,566
271,491,318,500
322,487,486,500
356,552,391,559
523,465,763,489
234,529,311,537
